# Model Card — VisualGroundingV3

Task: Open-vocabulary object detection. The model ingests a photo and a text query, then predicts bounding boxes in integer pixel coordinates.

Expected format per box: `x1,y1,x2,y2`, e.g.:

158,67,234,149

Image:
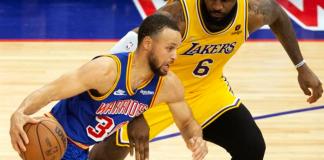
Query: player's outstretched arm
10,56,118,156
157,72,208,160
248,0,323,103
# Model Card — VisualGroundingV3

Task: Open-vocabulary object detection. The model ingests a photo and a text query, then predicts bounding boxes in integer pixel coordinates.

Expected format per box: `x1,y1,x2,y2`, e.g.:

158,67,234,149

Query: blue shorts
62,140,89,160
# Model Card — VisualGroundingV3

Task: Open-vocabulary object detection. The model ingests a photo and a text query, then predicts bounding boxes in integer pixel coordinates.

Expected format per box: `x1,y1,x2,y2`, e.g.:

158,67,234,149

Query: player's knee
250,134,266,159
236,133,266,160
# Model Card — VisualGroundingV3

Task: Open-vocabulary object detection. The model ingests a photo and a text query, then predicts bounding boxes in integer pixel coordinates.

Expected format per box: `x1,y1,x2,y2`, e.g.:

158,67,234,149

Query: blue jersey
49,52,163,146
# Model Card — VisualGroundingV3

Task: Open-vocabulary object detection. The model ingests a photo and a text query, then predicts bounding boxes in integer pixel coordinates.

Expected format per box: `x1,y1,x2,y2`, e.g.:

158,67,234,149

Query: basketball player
9,14,208,160
89,0,323,159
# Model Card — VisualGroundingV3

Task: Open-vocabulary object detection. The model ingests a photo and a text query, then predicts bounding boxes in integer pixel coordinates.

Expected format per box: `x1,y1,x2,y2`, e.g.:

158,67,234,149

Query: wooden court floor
1,41,323,159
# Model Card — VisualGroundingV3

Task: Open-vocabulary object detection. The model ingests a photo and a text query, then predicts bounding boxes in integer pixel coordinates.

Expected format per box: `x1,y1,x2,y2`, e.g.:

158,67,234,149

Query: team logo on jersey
231,25,242,35
140,90,154,95
126,42,135,51
113,89,126,96
96,99,148,117
182,42,237,55
235,25,241,31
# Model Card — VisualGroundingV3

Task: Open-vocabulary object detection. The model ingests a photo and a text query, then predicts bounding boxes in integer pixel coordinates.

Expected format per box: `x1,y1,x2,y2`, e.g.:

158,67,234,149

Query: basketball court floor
1,41,323,159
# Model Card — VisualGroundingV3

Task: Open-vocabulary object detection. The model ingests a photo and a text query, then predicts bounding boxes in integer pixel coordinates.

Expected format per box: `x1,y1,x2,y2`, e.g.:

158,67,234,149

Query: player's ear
142,36,153,50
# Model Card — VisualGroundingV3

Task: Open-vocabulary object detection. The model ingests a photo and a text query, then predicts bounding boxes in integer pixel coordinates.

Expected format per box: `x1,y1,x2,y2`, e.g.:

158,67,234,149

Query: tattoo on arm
249,0,279,26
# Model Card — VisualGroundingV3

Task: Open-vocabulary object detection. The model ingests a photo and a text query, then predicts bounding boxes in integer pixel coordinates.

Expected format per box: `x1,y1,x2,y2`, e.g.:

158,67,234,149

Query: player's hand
297,64,323,103
9,111,39,156
127,114,150,160
188,136,208,160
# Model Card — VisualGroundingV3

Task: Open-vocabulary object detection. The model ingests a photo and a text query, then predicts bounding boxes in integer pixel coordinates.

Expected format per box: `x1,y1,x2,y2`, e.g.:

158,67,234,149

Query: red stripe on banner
1,39,324,42
277,0,324,26
138,0,157,16
0,39,119,42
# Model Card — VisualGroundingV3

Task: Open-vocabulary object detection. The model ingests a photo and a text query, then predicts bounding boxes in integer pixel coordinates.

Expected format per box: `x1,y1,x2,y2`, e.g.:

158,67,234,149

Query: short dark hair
138,14,179,46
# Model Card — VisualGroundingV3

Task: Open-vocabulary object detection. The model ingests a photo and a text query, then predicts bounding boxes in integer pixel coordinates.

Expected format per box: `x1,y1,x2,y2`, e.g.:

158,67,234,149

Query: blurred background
0,0,323,159
0,0,323,40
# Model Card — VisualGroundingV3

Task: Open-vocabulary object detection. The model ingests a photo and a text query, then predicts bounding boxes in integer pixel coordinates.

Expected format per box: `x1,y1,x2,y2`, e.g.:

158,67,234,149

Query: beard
148,53,168,76
201,1,237,31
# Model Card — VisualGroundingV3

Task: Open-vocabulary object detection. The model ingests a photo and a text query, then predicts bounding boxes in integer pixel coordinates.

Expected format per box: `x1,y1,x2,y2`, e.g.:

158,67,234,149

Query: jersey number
193,59,213,77
86,116,115,142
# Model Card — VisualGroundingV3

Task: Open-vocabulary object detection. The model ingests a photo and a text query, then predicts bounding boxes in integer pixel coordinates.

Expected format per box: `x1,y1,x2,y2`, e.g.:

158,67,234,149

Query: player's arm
156,72,208,160
126,114,150,160
13,57,117,114
10,56,117,155
248,0,323,103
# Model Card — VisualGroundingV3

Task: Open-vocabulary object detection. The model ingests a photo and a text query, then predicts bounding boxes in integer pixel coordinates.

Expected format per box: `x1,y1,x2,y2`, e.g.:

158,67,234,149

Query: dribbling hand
9,111,39,157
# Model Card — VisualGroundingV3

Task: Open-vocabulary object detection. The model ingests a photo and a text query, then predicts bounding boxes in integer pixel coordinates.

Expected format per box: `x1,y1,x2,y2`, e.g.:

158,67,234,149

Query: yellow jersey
172,0,248,95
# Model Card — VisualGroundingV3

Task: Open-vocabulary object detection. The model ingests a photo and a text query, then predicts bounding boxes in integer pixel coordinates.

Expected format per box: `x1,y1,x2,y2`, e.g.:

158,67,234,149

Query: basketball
23,118,67,160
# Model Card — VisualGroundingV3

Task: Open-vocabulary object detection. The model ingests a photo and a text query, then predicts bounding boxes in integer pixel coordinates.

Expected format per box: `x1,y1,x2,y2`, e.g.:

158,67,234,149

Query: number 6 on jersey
193,59,214,77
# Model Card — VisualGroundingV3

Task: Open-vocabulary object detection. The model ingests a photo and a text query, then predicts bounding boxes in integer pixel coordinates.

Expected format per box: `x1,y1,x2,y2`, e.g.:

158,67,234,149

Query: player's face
204,0,237,21
149,28,181,76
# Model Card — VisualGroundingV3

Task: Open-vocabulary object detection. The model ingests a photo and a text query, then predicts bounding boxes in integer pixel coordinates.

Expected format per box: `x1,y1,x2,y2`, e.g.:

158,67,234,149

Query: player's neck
130,51,154,89
200,1,237,32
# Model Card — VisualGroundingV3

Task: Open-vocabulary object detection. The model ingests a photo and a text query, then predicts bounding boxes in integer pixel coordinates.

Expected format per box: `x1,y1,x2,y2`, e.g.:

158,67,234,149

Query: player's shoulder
91,55,118,69
247,0,280,32
80,55,119,91
157,0,182,18
162,0,181,9
248,0,277,13
83,55,119,77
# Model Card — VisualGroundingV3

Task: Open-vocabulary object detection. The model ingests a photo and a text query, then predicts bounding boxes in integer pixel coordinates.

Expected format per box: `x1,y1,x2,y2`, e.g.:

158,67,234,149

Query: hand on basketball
127,115,150,160
9,111,39,156
188,136,208,160
297,64,323,103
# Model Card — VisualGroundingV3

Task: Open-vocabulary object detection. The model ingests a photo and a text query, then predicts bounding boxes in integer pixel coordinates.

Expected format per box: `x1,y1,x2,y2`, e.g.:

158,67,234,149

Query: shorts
61,139,89,160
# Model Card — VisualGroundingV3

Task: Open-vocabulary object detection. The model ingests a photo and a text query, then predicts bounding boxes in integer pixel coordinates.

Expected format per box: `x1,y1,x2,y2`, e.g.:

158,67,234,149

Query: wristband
295,60,306,68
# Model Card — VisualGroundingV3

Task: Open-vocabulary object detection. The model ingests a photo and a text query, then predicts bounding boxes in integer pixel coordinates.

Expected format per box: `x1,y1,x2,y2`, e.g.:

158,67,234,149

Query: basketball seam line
41,120,63,159
36,123,46,160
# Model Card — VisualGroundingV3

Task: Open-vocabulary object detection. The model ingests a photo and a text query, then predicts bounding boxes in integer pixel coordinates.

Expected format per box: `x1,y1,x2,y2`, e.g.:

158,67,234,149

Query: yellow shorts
116,77,241,147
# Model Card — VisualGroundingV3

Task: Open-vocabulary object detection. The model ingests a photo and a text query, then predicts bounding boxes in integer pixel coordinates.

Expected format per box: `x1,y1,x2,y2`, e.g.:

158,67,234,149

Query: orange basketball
23,118,67,160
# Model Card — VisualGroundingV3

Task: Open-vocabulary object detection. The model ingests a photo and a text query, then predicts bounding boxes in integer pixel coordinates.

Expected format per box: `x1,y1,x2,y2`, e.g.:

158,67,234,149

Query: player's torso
50,52,162,145
172,0,248,94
